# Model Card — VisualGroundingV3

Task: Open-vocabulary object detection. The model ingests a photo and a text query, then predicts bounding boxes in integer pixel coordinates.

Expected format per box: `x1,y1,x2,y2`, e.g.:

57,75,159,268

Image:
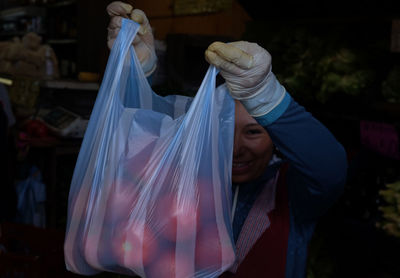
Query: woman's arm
205,40,347,221
262,94,347,221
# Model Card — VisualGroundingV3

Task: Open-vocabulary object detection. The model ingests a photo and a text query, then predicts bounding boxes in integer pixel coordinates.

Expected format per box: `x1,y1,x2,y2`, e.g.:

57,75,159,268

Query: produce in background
382,65,400,103
315,48,374,103
262,28,327,105
0,32,59,80
243,24,377,105
306,232,335,278
276,53,319,105
376,180,400,238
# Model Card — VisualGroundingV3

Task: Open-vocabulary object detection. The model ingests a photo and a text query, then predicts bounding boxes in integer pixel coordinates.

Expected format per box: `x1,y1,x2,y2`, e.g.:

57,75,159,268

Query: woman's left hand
205,41,271,100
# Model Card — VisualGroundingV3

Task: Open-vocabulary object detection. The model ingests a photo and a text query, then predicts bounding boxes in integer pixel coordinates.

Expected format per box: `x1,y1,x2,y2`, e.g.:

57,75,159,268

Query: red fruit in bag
83,233,102,268
195,223,235,270
111,221,159,269
107,179,138,223
146,248,193,278
154,194,198,242
197,179,217,222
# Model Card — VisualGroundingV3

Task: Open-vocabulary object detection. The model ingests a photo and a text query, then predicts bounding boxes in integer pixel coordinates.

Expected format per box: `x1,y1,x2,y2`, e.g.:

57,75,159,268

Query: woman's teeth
233,162,248,168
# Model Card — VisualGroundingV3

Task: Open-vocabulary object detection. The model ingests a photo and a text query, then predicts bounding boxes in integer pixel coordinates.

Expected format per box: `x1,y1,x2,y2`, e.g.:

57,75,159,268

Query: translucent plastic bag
64,19,236,278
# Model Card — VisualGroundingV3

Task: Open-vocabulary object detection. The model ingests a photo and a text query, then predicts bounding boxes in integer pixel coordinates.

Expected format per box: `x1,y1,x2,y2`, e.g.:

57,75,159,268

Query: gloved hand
107,1,157,77
205,41,285,118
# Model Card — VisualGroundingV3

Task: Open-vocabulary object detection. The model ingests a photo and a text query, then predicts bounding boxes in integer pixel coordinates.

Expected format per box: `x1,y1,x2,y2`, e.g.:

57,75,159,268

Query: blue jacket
231,92,348,277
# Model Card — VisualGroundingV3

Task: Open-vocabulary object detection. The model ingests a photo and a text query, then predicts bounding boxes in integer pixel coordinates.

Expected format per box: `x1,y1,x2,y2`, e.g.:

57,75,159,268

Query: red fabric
220,164,290,278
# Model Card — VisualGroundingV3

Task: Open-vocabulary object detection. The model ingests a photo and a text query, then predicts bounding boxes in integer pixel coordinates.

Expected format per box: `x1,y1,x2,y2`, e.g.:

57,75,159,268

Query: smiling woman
104,2,348,277
202,21,347,278
232,100,274,184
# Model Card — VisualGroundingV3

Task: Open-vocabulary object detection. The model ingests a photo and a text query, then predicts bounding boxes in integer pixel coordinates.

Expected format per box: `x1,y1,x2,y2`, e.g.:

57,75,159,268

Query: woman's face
232,101,274,184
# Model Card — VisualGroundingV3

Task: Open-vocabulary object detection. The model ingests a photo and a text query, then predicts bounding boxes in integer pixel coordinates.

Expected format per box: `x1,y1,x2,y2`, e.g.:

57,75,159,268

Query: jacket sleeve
255,92,348,222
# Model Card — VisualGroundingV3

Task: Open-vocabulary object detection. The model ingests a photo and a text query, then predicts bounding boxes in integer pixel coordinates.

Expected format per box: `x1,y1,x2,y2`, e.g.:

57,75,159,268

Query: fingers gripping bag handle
64,18,237,278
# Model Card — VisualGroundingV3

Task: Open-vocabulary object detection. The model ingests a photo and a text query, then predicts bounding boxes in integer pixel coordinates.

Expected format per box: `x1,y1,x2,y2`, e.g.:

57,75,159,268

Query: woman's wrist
237,72,286,118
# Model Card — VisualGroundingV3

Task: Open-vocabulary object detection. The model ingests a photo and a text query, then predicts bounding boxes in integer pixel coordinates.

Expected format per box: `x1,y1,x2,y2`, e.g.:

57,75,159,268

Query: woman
106,2,348,277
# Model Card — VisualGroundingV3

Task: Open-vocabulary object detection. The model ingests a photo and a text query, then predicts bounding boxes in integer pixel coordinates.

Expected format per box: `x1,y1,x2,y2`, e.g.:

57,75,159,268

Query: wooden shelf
46,38,77,44
0,6,45,19
40,79,99,91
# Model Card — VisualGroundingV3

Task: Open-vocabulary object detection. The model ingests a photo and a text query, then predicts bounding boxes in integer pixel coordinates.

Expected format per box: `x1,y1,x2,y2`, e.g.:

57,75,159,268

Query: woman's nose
233,134,244,158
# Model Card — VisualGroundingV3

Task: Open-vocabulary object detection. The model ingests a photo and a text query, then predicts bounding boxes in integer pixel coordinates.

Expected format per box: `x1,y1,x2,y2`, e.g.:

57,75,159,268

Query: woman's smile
232,101,274,184
232,160,252,174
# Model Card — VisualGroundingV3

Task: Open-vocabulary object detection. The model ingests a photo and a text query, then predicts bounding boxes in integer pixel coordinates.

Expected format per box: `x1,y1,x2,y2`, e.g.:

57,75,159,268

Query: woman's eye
247,129,262,135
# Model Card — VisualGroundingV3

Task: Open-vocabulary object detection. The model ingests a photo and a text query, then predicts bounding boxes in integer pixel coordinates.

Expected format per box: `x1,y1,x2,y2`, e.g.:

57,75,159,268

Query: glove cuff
142,50,157,77
235,71,286,118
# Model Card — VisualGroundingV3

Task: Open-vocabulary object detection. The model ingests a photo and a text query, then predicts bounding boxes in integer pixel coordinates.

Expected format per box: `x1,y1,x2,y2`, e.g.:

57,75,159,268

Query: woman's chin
232,173,250,184
232,163,252,183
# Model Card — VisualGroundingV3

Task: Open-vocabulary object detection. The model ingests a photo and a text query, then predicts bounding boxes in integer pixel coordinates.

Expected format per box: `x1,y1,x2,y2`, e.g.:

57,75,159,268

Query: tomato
197,179,217,223
121,140,165,186
120,157,142,182
111,221,159,269
83,233,102,269
195,223,236,271
153,194,199,242
106,179,138,224
145,248,194,278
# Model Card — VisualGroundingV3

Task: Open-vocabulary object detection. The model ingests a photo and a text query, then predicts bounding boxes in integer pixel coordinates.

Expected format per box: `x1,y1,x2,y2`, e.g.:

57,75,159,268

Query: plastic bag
64,19,236,278
15,165,46,228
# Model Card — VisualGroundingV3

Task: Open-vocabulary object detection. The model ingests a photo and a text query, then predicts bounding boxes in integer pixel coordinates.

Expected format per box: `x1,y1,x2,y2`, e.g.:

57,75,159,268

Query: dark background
0,0,400,277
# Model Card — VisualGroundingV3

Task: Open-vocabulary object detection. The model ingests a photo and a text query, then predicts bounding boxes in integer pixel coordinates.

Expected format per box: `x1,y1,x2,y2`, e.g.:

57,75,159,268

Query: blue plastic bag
64,19,236,277
15,166,46,228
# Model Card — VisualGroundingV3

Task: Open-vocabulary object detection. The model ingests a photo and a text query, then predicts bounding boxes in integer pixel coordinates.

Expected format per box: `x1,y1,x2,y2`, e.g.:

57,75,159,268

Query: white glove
205,41,285,118
107,1,157,77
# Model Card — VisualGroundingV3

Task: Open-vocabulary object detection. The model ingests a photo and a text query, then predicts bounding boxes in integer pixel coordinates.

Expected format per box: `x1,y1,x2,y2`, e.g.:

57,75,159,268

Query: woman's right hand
106,1,157,76
205,41,286,119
